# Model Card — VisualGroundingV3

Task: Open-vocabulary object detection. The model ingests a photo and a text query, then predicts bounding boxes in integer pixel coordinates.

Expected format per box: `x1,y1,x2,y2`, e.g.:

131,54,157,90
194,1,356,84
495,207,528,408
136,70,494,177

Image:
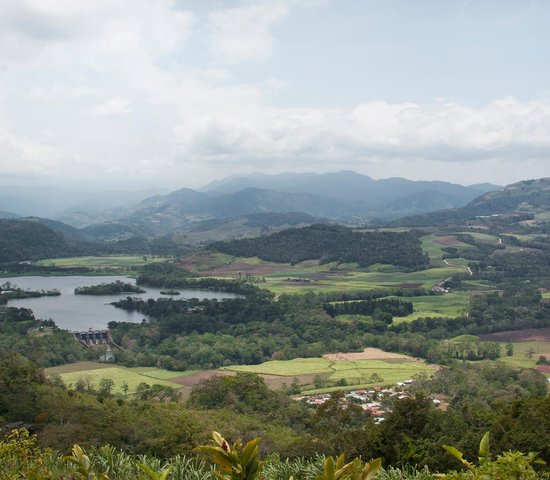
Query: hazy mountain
113,187,347,237
0,184,168,220
0,211,19,219
101,171,500,237
170,212,329,245
201,170,498,204
392,177,550,226
463,177,550,216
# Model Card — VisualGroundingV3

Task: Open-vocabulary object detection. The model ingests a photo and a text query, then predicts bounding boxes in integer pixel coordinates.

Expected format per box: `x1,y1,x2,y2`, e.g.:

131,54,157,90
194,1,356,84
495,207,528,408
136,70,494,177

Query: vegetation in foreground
2,426,549,479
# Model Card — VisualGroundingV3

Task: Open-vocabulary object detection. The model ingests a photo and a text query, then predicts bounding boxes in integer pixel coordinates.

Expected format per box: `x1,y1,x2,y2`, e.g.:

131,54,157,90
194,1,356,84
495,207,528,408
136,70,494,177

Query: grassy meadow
182,251,469,295
36,255,171,269
224,354,435,394
388,292,470,323
45,362,192,395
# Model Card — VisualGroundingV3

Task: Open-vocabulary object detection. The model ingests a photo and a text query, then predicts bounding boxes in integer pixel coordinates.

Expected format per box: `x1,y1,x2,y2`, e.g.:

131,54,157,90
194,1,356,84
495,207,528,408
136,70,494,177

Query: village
295,379,444,423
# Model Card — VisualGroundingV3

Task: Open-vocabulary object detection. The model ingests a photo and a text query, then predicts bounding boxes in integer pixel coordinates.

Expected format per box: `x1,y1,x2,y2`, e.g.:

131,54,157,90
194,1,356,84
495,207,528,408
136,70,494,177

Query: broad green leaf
478,431,490,465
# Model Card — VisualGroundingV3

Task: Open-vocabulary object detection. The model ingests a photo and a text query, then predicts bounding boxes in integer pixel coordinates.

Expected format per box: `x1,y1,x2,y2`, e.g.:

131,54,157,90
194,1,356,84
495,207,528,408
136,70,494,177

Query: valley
2,174,550,477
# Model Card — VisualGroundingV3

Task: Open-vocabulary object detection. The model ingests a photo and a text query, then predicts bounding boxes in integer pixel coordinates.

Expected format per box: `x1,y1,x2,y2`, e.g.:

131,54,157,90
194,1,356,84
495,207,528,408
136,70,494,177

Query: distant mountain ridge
391,177,550,226
103,171,499,237
200,170,497,205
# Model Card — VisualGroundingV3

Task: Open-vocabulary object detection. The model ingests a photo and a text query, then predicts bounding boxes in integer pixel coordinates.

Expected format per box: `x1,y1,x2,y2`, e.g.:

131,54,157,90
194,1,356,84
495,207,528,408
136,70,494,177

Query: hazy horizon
1,1,549,189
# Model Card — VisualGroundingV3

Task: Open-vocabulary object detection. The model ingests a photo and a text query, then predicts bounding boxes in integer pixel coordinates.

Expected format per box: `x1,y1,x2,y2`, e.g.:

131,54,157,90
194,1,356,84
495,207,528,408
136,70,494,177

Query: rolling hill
392,177,550,227
101,171,500,237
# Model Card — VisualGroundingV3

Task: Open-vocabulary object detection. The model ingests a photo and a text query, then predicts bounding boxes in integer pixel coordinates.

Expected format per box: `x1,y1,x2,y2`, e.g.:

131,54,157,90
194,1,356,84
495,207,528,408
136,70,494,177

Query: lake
0,276,240,331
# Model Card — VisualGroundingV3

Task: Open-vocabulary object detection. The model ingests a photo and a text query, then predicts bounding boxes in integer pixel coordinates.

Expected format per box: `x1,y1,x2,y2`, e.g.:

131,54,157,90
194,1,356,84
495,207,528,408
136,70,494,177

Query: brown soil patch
170,370,325,391
478,328,550,343
434,236,460,246
170,369,235,387
323,348,414,361
207,263,292,277
261,373,327,390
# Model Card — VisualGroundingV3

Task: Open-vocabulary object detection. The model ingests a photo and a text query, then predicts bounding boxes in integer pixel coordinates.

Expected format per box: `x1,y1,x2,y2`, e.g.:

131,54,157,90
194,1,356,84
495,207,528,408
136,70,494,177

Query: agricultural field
457,231,501,244
36,255,171,269
420,234,471,260
180,251,468,295
478,328,550,375
224,348,436,394
45,362,194,395
386,292,470,323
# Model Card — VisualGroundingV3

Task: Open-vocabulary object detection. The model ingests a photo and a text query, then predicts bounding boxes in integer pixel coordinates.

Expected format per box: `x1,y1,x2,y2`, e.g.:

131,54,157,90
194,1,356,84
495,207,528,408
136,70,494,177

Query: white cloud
209,2,289,62
87,97,132,116
0,0,547,188
173,96,550,160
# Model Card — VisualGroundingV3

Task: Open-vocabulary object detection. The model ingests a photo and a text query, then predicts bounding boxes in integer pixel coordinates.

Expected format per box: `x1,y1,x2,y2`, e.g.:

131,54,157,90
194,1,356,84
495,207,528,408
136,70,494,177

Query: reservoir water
0,276,239,331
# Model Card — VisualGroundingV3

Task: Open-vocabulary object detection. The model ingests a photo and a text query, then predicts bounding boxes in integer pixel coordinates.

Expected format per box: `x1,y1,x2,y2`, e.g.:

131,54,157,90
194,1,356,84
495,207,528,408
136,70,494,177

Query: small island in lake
0,282,60,304
160,289,181,295
74,280,146,295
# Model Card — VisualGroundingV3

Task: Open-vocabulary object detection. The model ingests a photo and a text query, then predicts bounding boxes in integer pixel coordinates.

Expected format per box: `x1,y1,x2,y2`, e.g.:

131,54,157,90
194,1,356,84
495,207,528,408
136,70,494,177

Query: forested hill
391,177,550,227
0,219,73,262
0,219,186,263
211,224,428,268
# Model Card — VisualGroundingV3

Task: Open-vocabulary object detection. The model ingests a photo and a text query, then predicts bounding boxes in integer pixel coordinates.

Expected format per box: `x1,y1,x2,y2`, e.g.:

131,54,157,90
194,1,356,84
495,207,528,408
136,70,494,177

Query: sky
0,0,549,190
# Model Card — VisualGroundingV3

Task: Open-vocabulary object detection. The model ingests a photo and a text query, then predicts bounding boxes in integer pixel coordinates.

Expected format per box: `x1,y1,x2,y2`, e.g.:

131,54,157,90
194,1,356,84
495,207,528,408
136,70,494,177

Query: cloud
207,0,328,63
172,96,550,165
87,97,132,116
209,2,289,62
0,0,195,68
0,0,547,187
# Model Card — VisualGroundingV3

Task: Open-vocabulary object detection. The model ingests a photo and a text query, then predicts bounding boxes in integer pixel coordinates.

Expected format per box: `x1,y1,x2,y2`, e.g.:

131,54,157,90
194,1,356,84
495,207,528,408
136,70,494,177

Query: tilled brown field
170,369,235,387
479,328,550,342
323,347,414,361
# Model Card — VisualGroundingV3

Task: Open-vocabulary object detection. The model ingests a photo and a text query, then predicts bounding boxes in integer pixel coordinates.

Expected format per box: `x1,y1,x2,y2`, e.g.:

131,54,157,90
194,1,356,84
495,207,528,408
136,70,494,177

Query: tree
98,377,115,397
505,342,514,357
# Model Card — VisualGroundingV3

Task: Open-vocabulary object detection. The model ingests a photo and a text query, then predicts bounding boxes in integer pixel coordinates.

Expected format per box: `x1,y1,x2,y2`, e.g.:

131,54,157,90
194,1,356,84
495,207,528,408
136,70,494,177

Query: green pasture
420,234,470,260
226,358,334,376
184,251,483,296
472,340,550,370
36,255,171,269
225,356,435,393
262,265,467,295
45,362,190,395
460,279,495,290
542,292,550,299
457,232,501,244
497,341,550,370
386,292,470,323
322,362,431,387
443,257,471,266
421,235,448,259
503,234,536,242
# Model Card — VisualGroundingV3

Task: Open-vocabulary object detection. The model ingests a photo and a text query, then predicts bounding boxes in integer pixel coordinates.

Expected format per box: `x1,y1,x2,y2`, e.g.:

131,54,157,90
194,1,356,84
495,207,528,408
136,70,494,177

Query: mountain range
2,175,550,260
392,177,550,227
74,171,499,239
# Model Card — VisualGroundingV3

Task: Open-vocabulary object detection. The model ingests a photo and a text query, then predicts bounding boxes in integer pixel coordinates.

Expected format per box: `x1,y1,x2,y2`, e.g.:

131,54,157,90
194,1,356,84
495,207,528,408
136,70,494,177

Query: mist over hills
2,176,550,262
0,171,504,245
392,177,550,227
200,170,496,205
96,171,499,237
0,184,169,221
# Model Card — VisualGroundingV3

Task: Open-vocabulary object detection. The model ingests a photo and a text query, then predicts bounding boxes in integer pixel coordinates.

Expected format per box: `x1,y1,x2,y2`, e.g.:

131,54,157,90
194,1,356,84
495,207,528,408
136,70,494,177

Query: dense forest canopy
211,224,429,268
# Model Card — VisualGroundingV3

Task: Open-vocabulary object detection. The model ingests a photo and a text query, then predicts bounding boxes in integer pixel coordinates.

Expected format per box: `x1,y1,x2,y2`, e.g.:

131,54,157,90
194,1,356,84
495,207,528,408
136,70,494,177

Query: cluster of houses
296,379,444,423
